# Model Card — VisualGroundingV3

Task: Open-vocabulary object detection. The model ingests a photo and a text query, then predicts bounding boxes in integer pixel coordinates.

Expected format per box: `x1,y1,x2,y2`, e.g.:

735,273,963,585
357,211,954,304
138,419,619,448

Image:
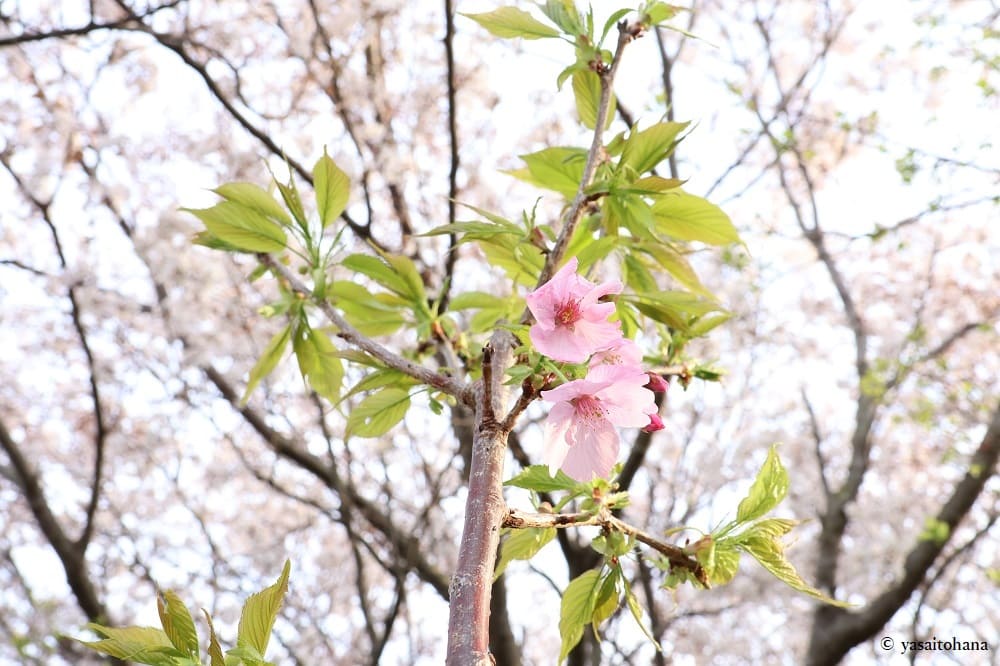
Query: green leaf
494,527,556,580
478,237,545,287
507,147,587,198
420,220,521,240
627,175,684,194
213,182,292,227
619,121,689,177
591,568,620,635
313,149,350,228
750,517,800,540
381,251,430,318
192,230,245,253
642,1,683,27
236,560,291,657
606,193,655,240
620,291,721,330
328,281,407,337
156,591,199,658
274,177,308,230
293,325,344,404
505,465,580,492
651,190,741,245
77,624,180,665
736,445,788,523
462,7,560,39
540,0,584,35
342,368,416,402
622,576,661,650
686,312,733,338
203,610,226,666
345,387,411,438
559,569,602,662
639,243,709,296
572,70,614,131
918,516,951,545
600,8,633,46
708,542,741,586
241,324,292,405
341,254,423,301
741,536,850,607
184,201,287,253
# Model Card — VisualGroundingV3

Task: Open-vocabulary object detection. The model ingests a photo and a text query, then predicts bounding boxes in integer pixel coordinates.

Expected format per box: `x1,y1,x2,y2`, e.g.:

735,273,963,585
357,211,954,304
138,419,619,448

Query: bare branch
807,402,1000,666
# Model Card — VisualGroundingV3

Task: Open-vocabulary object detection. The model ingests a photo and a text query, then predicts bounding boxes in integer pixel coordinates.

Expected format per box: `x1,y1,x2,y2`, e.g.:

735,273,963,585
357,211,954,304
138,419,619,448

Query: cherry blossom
526,257,623,363
540,364,657,481
588,337,643,370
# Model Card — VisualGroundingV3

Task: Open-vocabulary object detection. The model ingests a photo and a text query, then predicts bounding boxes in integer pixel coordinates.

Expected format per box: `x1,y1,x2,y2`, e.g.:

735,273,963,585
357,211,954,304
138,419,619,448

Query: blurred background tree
0,1,996,663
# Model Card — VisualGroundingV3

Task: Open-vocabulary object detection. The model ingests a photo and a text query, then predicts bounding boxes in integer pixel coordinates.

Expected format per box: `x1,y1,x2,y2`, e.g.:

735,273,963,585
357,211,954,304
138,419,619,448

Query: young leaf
345,387,411,438
622,575,661,650
236,560,291,658
184,201,287,253
590,568,620,636
313,149,350,228
507,147,587,198
328,280,407,337
293,326,344,404
274,176,308,230
77,624,179,665
741,535,851,607
156,590,199,658
559,569,603,662
462,7,560,39
342,368,416,402
708,542,741,586
203,610,226,666
213,182,292,227
381,251,431,319
342,254,413,300
619,121,689,177
651,190,741,245
241,324,292,405
572,70,614,131
640,243,710,296
540,0,584,35
505,465,580,492
735,445,789,523
494,527,556,580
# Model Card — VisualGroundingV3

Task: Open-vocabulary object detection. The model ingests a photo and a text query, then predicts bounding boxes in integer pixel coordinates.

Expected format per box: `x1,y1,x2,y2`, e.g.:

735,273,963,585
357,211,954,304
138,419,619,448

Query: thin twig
258,254,473,405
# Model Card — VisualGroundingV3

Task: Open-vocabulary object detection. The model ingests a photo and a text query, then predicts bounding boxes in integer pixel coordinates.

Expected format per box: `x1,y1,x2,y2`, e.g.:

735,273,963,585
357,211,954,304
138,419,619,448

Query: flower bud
643,413,665,433
645,372,669,393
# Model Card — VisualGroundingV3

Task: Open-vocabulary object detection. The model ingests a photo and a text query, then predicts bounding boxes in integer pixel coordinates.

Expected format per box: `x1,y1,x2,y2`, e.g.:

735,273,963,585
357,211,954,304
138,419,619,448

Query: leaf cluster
78,562,291,666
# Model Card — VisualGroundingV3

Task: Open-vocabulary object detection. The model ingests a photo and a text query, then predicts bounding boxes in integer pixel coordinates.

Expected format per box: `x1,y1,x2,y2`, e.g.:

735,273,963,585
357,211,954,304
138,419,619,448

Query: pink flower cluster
526,258,667,482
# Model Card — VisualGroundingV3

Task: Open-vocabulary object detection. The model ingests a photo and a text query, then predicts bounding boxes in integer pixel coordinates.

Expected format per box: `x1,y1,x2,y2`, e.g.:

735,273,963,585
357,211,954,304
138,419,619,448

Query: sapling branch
535,22,638,289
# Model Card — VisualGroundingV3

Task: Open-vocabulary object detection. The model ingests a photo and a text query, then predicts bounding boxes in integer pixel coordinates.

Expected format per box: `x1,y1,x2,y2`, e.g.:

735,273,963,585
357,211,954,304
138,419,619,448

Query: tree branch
446,329,517,665
258,254,473,405
504,507,708,587
535,22,640,289
807,401,1000,666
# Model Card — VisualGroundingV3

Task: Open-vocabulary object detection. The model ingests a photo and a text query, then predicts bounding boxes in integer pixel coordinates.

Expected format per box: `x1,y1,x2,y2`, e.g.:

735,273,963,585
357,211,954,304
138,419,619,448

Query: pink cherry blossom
589,337,643,371
540,364,657,481
526,257,623,363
